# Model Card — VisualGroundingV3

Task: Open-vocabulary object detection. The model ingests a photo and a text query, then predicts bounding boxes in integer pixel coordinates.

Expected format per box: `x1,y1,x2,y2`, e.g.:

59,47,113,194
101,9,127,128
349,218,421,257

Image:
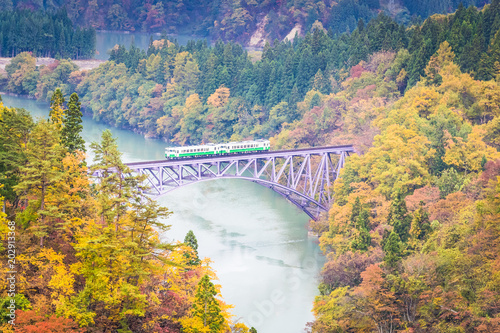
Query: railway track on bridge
96,144,355,220
125,144,355,168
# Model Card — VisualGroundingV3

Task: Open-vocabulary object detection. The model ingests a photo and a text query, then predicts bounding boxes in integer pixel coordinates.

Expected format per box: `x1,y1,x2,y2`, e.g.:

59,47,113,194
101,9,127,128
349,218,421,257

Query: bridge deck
108,144,355,220
125,144,355,168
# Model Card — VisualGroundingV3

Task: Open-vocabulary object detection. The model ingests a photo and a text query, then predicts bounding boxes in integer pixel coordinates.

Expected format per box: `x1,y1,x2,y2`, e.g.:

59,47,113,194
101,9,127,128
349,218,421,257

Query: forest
0,91,255,332
1,1,500,332
0,9,95,59
3,2,500,145
304,42,500,331
0,0,489,43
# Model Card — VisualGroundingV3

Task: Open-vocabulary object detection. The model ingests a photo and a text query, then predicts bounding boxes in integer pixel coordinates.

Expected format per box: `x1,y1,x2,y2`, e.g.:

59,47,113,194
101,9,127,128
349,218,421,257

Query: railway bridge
119,145,354,220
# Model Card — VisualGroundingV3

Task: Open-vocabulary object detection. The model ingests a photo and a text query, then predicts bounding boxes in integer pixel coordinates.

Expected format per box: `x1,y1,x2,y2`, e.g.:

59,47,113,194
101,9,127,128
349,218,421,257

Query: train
165,139,271,159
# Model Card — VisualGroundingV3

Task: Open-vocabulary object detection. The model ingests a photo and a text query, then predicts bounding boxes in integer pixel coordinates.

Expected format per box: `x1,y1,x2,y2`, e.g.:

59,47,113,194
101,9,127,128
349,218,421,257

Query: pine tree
184,230,201,266
350,197,362,225
0,106,34,202
90,130,143,227
387,191,411,242
193,274,225,332
383,231,402,268
350,201,372,252
61,92,85,153
14,120,65,246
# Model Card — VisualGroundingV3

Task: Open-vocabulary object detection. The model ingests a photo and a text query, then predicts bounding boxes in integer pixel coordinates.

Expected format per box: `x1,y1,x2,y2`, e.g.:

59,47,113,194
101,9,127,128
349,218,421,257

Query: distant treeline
0,9,95,59
0,0,490,44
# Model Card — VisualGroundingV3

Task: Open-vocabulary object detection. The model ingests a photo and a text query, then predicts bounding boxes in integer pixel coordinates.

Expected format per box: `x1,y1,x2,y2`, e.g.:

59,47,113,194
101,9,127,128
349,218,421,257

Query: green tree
350,199,372,252
387,192,411,242
61,93,85,153
0,106,34,203
184,230,201,266
383,231,402,268
89,129,140,227
14,120,65,246
436,167,464,198
193,274,225,332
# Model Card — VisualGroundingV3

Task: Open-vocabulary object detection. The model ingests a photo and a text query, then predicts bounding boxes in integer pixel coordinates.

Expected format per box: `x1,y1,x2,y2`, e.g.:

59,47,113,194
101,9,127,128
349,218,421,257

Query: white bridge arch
120,145,354,220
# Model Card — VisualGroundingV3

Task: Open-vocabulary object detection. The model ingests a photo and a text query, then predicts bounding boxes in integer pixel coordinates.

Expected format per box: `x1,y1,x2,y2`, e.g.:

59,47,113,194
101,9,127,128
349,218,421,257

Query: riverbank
0,57,104,72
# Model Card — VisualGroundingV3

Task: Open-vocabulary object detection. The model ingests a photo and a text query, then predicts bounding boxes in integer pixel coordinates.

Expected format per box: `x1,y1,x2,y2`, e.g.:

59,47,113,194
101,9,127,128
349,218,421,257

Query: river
1,93,323,332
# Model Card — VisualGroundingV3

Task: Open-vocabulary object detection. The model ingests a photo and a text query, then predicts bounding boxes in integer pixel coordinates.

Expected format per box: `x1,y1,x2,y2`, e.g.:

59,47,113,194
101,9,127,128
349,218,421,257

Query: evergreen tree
14,120,65,246
387,192,411,242
184,230,201,266
0,106,34,203
90,130,143,227
61,92,85,153
409,201,431,240
310,93,322,109
383,231,402,268
193,274,225,332
350,202,372,252
350,197,362,225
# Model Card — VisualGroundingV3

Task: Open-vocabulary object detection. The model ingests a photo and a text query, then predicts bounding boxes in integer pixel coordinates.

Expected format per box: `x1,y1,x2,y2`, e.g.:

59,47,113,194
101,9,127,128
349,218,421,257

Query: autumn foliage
0,101,250,332
306,42,500,332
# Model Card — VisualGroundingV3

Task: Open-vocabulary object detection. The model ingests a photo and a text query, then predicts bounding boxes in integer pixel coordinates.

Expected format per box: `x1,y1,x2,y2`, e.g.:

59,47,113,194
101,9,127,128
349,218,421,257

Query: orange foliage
428,192,471,223
15,310,84,333
405,186,440,212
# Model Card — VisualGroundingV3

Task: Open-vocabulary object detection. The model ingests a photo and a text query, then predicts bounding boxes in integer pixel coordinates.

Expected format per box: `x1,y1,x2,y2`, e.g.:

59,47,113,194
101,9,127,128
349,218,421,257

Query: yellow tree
176,93,205,144
44,151,95,238
49,89,66,131
60,130,175,330
357,123,435,197
443,126,500,172
423,41,455,86
207,86,230,107
0,188,9,253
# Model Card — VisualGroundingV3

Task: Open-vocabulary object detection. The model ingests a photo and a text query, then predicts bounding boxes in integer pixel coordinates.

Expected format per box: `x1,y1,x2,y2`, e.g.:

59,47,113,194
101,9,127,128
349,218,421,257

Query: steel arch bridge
120,145,354,220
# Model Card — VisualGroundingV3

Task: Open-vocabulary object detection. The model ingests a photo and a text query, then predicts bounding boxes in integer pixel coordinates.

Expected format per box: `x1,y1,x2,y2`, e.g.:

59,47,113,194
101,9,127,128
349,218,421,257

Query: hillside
1,0,490,45
1,2,500,332
3,2,500,145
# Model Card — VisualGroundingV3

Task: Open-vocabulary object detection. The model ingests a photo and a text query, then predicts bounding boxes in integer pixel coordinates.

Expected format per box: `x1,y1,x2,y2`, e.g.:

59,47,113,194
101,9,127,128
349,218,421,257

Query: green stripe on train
165,151,217,157
165,146,270,158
